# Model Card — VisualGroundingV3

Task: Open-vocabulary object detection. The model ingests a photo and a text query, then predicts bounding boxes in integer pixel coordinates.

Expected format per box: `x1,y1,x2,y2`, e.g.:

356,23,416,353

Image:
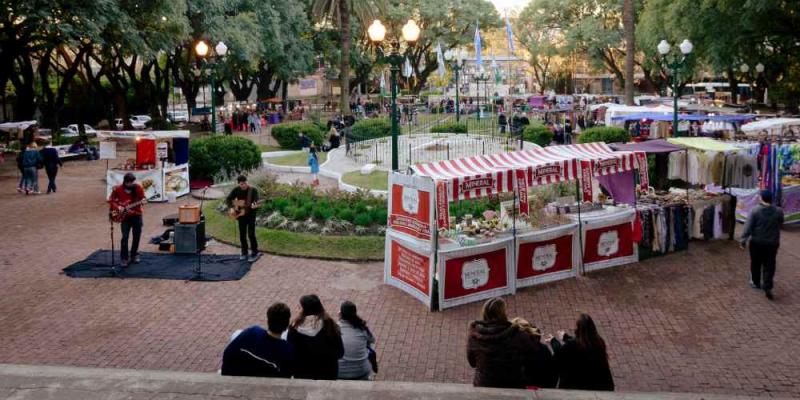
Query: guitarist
226,175,261,262
109,173,145,267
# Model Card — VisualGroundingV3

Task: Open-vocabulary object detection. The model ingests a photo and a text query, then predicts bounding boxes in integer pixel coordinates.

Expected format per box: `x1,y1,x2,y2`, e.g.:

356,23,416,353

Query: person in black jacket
221,302,295,378
287,294,344,380
512,318,557,389
40,144,63,194
466,297,539,389
550,314,614,391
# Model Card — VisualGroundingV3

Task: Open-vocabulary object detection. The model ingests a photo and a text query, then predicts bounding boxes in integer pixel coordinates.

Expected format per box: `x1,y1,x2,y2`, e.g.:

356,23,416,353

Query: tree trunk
727,68,738,104
623,0,635,105
339,0,351,116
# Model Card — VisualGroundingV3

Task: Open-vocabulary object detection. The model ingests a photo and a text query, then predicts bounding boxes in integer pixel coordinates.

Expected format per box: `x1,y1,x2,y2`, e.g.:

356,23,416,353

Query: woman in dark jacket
466,297,538,389
512,318,558,389
550,314,614,391
287,294,344,380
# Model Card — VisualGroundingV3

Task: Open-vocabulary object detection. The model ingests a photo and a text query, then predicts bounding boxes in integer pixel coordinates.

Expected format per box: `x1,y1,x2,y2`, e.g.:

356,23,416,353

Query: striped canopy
536,143,641,177
411,156,516,200
481,150,580,187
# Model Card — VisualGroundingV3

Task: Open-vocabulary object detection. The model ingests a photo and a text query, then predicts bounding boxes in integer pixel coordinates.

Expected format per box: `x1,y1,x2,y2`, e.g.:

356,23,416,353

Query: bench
52,145,86,160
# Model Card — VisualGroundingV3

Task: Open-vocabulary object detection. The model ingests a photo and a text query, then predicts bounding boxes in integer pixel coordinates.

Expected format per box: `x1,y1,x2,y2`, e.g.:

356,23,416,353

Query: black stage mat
63,250,252,281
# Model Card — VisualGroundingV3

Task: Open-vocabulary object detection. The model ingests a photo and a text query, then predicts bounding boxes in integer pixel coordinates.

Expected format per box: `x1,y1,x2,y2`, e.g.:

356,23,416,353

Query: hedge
523,124,554,147
189,135,261,180
577,126,630,144
430,122,467,133
271,123,324,149
350,118,391,141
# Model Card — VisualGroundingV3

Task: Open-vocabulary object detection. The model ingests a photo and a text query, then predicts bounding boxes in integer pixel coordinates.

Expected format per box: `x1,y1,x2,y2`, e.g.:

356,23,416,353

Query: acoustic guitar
110,198,148,223
228,199,264,219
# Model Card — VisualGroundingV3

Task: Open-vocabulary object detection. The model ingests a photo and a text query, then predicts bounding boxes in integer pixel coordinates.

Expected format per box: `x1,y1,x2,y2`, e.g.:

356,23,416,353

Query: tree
623,0,635,105
312,0,384,115
515,7,561,94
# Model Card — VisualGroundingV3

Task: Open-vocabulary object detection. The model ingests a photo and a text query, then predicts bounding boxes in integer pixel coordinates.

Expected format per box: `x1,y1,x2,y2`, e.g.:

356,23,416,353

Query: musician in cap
225,175,261,262
109,172,145,267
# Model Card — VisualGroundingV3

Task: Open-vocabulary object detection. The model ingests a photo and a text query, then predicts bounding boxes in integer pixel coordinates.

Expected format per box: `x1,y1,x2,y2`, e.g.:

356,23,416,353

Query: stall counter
566,205,639,272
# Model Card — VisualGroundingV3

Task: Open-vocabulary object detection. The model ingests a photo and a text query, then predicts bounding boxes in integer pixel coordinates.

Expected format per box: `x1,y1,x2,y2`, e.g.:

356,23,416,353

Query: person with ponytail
287,294,344,380
549,313,614,391
337,301,376,380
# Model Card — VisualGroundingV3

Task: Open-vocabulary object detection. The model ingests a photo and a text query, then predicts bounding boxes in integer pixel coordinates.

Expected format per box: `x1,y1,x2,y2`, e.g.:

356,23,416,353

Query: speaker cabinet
174,220,205,254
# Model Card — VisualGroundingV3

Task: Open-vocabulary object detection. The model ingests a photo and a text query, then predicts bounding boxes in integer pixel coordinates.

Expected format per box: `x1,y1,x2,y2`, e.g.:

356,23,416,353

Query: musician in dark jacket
467,298,542,389
109,173,145,267
225,175,260,262
550,314,614,391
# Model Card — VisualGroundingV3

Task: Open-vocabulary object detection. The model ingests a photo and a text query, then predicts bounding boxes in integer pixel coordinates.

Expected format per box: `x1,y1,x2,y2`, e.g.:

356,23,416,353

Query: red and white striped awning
534,143,642,176
411,156,516,200
480,150,580,187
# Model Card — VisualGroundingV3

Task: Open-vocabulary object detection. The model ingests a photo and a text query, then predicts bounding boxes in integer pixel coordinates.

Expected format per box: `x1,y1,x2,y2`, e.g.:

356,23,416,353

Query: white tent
0,120,38,133
96,130,190,140
740,118,800,136
603,104,673,126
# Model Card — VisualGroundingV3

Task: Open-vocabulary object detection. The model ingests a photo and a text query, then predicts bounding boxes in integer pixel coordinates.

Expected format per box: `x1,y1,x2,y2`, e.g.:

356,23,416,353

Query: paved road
0,156,798,397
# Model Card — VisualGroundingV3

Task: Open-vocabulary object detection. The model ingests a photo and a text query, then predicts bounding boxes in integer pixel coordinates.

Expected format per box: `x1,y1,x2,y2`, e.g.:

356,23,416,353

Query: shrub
271,123,324,150
354,213,373,226
350,118,391,141
337,208,355,222
430,122,467,134
189,135,261,180
523,124,554,147
578,126,630,144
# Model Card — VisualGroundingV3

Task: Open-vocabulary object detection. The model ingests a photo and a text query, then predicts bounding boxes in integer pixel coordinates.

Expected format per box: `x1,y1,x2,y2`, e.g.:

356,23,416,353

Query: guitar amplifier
174,220,206,254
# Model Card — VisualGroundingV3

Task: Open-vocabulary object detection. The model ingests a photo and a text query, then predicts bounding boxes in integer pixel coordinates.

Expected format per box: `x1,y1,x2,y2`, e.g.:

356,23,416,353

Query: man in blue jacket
221,302,295,377
740,190,784,300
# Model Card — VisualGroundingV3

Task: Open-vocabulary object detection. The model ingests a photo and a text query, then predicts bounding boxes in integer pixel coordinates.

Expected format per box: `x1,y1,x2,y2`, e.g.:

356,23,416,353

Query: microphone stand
109,214,118,277
192,186,209,281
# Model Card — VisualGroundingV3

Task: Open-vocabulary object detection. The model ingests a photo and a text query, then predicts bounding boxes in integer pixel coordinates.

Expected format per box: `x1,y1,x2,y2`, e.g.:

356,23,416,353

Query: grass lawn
267,151,328,167
204,201,384,261
341,170,388,191
259,144,283,152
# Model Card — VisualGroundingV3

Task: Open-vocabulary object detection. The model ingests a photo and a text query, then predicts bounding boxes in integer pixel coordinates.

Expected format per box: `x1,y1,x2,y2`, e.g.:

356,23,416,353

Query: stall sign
635,152,649,189
390,183,432,240
531,164,562,181
99,141,116,160
515,169,529,217
384,234,434,308
517,235,574,279
157,142,169,160
435,180,450,230
442,248,508,302
596,158,620,171
459,176,496,193
580,160,594,202
583,222,634,263
163,165,190,197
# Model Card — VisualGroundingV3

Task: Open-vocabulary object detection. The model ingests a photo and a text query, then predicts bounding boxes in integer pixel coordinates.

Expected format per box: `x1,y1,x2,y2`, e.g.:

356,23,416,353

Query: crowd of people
220,295,376,380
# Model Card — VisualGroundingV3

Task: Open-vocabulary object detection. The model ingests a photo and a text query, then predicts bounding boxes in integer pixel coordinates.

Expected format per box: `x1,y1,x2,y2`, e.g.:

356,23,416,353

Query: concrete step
0,364,780,400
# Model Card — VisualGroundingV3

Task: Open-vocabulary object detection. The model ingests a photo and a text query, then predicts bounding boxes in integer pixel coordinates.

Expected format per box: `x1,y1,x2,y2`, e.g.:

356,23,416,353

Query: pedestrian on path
308,144,319,186
40,144,63,193
20,142,42,195
740,189,784,300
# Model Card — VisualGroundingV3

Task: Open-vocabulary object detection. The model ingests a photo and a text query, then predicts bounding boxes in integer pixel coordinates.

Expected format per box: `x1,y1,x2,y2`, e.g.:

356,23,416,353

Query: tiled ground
0,156,798,397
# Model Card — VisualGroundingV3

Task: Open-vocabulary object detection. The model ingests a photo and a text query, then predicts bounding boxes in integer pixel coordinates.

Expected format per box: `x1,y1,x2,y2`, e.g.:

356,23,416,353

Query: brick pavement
0,156,798,397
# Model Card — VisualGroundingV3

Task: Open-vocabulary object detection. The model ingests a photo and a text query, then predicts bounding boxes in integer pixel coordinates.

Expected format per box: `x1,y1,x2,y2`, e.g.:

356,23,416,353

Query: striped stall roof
480,150,579,187
411,156,516,201
533,143,642,176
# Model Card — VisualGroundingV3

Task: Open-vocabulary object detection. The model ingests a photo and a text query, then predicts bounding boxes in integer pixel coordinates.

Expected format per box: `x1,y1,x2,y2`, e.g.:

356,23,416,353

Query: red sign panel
435,180,450,230
596,158,620,170
517,234,574,279
459,176,496,193
580,160,593,202
531,164,562,180
390,240,431,295
390,184,432,240
583,223,634,264
515,169,529,217
443,248,508,300
635,152,649,189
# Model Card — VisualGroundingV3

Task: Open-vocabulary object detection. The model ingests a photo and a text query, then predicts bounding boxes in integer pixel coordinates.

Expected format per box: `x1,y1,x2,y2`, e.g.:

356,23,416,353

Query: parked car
61,124,97,137
129,115,151,129
167,111,189,124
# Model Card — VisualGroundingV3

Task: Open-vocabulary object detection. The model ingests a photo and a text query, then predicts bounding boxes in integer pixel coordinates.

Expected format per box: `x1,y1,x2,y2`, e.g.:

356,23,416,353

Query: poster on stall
106,169,163,202
516,223,580,288
99,141,116,160
438,238,514,310
163,164,190,198
387,173,435,243
384,232,435,308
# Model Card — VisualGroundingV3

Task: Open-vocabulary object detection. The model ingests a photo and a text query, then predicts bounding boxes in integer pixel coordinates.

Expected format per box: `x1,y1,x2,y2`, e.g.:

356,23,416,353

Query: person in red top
109,173,145,267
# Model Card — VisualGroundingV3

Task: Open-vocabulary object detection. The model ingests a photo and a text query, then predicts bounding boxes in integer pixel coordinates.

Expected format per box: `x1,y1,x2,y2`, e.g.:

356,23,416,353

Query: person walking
20,142,42,194
549,314,614,391
740,190,784,300
40,144,63,194
337,301,376,380
466,297,538,389
225,175,261,262
308,144,320,186
287,294,344,380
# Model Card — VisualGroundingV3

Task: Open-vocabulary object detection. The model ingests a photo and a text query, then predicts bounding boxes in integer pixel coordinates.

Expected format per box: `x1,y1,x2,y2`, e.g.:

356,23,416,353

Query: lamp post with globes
368,19,421,171
657,39,693,137
474,66,490,121
195,40,228,133
444,49,467,122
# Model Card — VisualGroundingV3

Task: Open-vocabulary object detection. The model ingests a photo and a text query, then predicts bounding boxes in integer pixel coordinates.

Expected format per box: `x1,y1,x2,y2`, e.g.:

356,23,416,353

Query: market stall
98,130,191,202
740,118,800,137
611,113,755,139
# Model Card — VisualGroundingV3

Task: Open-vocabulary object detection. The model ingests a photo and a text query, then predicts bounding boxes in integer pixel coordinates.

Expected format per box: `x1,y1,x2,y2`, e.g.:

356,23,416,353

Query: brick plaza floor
0,157,798,397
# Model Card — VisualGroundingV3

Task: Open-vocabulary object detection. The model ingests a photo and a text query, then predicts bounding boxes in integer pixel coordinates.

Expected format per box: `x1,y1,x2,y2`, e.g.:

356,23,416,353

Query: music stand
191,187,209,281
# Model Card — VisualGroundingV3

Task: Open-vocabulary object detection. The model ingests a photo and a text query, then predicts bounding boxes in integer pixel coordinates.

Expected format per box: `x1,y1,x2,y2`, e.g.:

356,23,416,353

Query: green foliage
271,123,324,150
350,118,391,141
189,135,261,180
430,122,467,133
354,213,373,227
523,124,554,147
578,127,631,144
449,198,502,220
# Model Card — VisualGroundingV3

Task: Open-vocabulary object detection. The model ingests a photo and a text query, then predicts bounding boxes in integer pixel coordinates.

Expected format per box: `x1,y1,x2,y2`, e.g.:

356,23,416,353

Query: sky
489,0,532,13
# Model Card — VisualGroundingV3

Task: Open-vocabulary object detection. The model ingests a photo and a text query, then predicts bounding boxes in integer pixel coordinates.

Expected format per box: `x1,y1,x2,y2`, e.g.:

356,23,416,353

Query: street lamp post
369,19,420,171
444,49,467,122
195,40,228,133
658,39,693,137
474,67,489,122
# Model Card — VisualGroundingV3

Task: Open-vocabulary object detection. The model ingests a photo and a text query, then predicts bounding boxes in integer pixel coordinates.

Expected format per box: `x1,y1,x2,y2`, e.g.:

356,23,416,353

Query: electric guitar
110,198,148,223
228,199,264,219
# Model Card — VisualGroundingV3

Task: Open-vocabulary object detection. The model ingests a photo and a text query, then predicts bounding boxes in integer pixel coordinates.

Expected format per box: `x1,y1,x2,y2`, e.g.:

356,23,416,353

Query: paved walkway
0,157,798,398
